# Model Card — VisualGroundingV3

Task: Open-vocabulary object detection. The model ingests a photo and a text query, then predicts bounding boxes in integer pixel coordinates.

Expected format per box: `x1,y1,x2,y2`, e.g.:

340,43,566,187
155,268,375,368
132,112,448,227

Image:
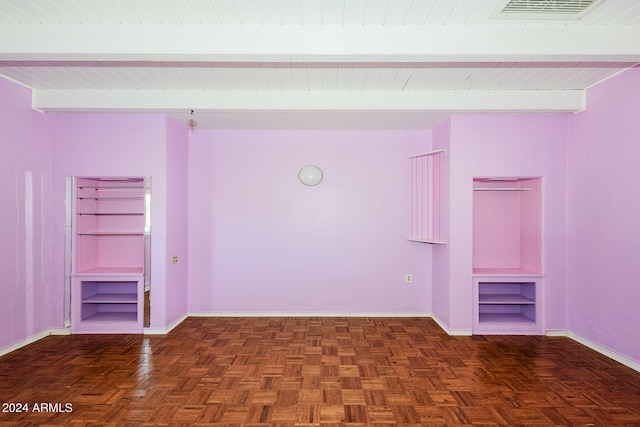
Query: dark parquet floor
1,317,640,426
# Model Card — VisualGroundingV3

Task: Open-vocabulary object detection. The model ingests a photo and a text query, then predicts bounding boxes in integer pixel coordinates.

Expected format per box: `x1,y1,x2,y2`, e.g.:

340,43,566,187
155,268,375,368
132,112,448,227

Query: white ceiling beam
1,24,640,62
32,89,585,113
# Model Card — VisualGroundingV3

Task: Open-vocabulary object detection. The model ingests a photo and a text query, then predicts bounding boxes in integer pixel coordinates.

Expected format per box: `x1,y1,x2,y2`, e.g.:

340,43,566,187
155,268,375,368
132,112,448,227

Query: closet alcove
67,176,151,333
472,177,544,335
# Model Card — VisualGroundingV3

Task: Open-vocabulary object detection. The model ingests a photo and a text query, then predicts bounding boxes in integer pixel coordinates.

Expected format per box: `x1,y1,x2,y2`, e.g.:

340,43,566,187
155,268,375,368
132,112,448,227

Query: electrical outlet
171,255,178,265
405,274,413,283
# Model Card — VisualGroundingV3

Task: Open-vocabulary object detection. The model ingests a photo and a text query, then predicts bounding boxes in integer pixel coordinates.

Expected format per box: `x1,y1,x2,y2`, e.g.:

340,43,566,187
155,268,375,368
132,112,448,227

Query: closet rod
407,148,447,159
473,187,531,191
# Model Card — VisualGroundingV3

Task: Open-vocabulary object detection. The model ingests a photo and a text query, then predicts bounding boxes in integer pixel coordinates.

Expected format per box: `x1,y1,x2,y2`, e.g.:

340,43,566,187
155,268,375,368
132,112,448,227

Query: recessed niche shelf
74,267,143,275
81,280,137,306
479,293,534,304
473,278,543,334
72,276,143,332
71,176,148,334
478,281,535,323
77,232,144,236
478,313,535,323
77,213,144,216
472,176,543,335
80,311,138,322
473,177,541,275
473,268,543,276
473,178,542,274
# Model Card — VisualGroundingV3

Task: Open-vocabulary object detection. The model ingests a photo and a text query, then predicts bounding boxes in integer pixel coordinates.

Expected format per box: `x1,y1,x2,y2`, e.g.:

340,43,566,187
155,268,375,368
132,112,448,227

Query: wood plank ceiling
0,0,639,129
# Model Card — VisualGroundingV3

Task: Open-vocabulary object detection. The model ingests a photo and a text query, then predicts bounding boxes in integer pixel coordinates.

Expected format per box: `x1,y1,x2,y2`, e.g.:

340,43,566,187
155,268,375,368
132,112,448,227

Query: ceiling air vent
496,0,604,19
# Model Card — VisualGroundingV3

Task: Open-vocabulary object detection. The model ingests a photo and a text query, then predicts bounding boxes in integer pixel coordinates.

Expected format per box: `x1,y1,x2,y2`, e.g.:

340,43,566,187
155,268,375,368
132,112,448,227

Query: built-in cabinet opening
80,280,138,322
472,177,543,335
70,177,150,334
472,177,541,275
478,281,536,323
74,178,145,274
473,277,542,334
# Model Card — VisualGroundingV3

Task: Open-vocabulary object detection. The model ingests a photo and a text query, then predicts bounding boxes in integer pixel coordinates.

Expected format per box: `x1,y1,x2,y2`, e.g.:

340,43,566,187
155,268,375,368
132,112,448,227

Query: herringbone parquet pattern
1,317,640,426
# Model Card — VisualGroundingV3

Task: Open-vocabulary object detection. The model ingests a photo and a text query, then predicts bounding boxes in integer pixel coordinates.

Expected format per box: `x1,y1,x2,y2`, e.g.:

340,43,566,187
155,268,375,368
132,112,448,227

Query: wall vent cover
496,0,603,19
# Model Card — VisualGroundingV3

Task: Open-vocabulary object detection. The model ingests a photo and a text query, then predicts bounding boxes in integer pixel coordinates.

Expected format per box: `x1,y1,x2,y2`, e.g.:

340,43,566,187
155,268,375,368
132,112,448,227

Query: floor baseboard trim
429,314,473,336
567,331,640,373
143,313,189,335
188,311,432,318
545,329,568,337
3,320,637,374
188,312,473,335
0,328,68,358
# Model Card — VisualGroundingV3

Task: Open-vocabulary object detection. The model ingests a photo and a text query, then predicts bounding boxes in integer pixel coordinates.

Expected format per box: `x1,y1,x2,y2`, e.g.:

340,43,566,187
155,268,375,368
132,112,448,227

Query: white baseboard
566,331,640,373
546,329,640,373
189,312,475,336
3,320,638,374
545,329,568,337
430,314,473,336
0,328,69,358
143,313,188,335
188,311,432,318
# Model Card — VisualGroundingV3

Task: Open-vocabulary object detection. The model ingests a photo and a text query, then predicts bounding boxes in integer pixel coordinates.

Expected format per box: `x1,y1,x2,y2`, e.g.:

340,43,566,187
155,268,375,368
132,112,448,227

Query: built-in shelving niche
472,177,543,335
74,177,146,274
70,177,149,334
472,177,541,275
80,280,139,322
479,281,535,323
473,277,543,335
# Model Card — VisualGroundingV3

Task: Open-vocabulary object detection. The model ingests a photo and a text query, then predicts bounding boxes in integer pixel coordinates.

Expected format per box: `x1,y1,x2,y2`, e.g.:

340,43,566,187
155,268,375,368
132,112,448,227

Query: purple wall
51,114,188,330
188,130,432,314
442,114,569,332
567,66,640,362
432,118,452,327
2,65,639,365
0,78,53,349
164,117,189,326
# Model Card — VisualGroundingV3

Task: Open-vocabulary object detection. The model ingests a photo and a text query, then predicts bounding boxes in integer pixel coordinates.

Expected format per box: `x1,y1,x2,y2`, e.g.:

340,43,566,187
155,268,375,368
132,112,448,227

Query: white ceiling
1,0,639,130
